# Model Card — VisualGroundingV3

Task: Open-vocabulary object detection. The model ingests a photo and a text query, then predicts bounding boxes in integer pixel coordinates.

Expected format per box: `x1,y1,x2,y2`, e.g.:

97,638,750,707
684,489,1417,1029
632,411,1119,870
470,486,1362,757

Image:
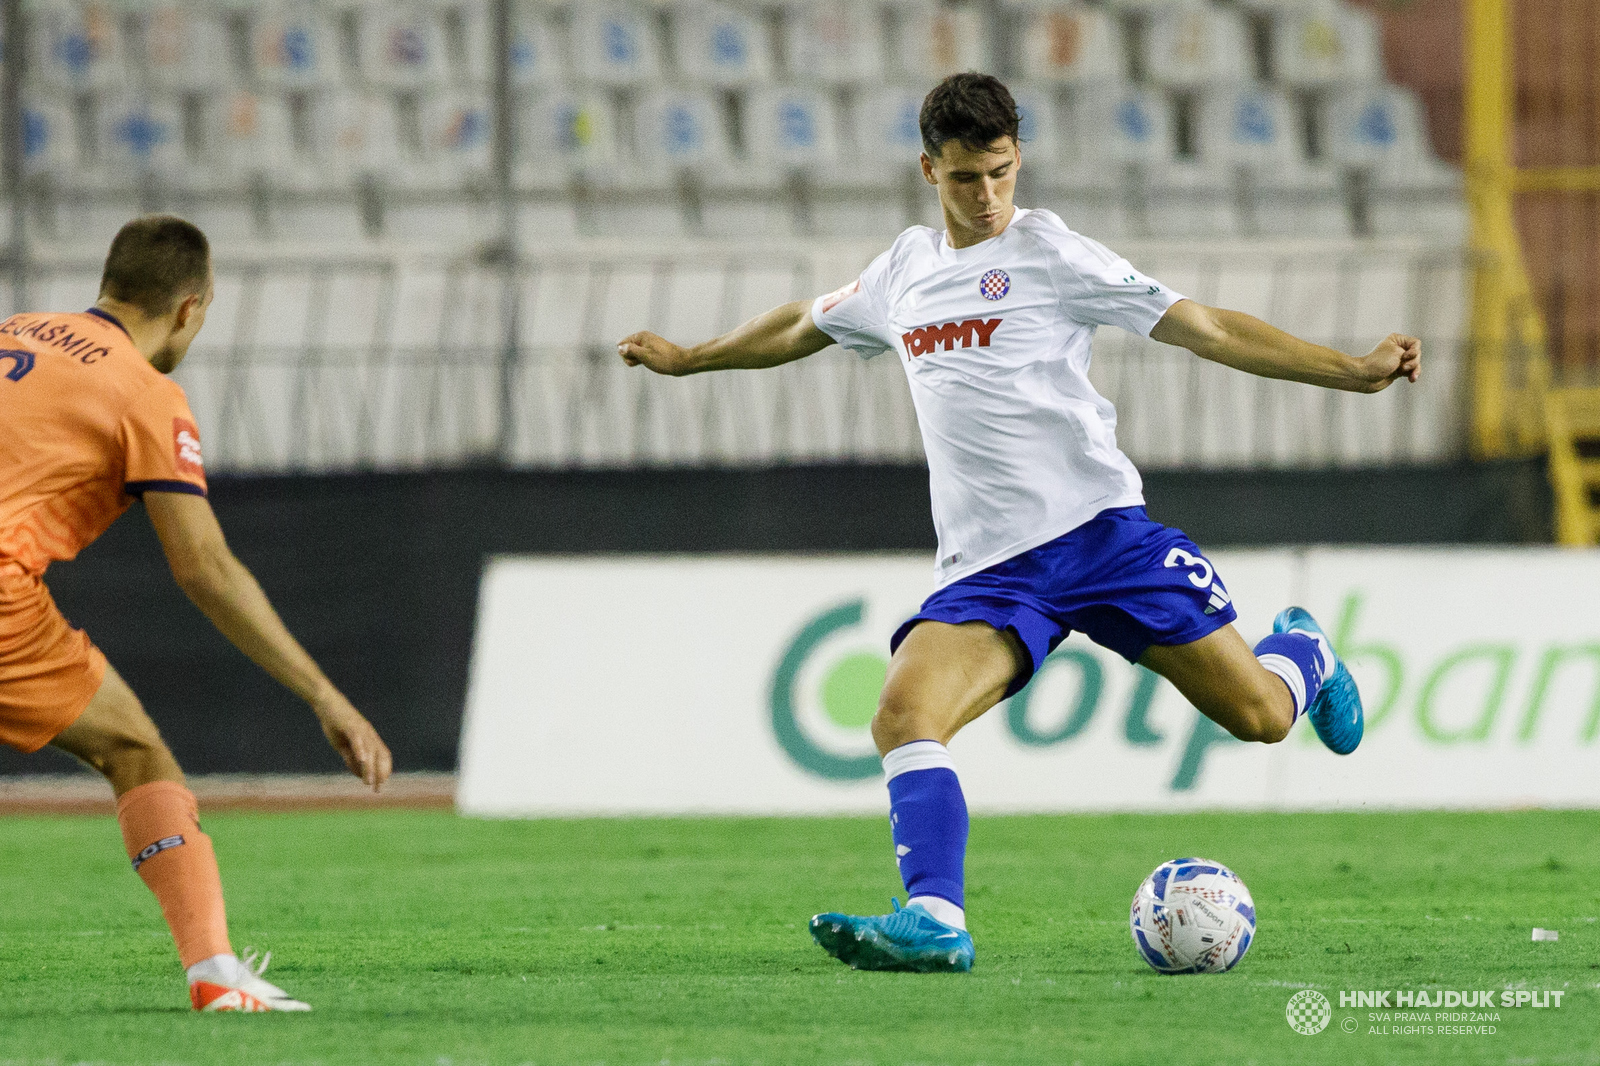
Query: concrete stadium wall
0,462,1550,778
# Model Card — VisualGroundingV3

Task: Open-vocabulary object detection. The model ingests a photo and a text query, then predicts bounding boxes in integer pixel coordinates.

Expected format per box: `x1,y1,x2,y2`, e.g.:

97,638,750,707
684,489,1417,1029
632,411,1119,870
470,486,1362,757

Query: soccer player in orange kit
0,216,391,1012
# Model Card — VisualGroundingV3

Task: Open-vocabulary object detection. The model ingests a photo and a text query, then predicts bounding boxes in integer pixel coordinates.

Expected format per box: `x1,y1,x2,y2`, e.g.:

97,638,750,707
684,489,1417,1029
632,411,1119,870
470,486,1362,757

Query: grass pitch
0,809,1593,1066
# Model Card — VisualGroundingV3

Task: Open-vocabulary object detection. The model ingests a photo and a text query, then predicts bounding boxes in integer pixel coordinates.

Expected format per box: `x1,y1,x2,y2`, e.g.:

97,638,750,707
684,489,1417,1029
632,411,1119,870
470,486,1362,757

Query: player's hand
618,331,696,376
313,692,393,792
1353,333,1421,393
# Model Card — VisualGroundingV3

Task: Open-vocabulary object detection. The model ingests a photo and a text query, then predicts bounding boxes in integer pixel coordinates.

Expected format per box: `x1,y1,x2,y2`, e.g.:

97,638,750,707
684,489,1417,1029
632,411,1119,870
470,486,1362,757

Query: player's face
152,272,213,374
920,137,1020,246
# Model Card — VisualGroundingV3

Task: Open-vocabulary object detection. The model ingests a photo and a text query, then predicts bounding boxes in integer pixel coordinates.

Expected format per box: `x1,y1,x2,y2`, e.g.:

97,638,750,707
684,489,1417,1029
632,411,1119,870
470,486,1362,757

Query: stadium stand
2,0,1469,474
10,0,1462,246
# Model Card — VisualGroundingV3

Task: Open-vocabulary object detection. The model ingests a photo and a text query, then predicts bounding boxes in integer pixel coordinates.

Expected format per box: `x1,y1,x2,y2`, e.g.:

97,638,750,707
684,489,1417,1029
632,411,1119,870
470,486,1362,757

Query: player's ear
173,291,202,330
919,151,937,186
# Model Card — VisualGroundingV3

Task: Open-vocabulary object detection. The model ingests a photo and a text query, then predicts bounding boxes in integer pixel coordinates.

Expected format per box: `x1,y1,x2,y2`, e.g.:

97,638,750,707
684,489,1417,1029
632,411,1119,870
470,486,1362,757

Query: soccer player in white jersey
618,74,1420,973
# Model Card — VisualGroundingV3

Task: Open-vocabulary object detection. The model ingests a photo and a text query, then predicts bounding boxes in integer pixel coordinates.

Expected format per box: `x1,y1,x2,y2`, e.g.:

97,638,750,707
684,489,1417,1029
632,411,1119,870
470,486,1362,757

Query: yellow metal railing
1464,0,1547,457
1465,0,1600,543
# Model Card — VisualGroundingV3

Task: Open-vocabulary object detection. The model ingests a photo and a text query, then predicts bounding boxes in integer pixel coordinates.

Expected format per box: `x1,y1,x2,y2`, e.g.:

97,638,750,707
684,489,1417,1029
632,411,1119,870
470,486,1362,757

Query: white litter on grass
1532,928,1560,941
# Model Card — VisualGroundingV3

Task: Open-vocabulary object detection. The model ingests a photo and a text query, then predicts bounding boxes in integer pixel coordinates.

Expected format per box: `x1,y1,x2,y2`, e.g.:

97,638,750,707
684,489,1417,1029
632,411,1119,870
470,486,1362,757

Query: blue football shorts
891,506,1237,697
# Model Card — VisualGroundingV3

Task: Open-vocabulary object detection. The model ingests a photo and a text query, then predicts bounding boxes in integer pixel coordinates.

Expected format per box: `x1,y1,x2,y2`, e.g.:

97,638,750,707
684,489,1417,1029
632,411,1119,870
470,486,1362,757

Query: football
1129,857,1256,974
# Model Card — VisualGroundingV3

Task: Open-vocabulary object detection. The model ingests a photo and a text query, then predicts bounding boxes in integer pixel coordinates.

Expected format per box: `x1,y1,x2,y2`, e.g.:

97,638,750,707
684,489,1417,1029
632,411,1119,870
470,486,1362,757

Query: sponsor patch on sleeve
819,277,862,315
173,418,205,477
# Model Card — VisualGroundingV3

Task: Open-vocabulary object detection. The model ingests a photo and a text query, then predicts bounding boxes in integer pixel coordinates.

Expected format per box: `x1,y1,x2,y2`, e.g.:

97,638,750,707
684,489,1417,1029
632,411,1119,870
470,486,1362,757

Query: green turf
0,810,1594,1065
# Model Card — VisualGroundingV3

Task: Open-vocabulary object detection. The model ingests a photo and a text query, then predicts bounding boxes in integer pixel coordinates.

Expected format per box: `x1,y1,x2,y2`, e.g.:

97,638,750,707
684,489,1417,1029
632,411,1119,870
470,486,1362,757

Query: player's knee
871,685,923,752
1246,711,1293,745
75,699,176,781
91,725,172,776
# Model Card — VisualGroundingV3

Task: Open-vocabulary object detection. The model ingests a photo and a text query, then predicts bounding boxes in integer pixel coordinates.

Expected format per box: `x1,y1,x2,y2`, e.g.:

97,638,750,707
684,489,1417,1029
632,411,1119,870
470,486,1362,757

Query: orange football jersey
0,308,207,577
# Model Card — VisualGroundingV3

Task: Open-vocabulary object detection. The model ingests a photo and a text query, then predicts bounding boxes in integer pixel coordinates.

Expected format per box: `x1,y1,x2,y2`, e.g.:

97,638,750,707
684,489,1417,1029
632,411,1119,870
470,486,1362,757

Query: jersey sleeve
120,380,208,498
1034,216,1185,337
809,249,897,358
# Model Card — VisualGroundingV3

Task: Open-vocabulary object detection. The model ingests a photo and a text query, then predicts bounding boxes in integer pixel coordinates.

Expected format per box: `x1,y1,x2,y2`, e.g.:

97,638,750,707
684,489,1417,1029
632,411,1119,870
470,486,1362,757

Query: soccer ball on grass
1129,857,1256,973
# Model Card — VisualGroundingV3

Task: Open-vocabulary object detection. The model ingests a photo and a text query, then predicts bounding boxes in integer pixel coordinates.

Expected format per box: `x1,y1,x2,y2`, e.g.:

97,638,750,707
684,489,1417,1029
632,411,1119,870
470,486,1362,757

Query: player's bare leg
1143,608,1364,755
52,664,182,795
51,664,310,1012
870,620,1026,755
1138,626,1296,743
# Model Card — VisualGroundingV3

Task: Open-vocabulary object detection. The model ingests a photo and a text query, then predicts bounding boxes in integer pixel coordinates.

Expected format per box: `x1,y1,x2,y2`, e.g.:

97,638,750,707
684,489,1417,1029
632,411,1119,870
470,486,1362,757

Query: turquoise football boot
1273,606,1363,755
810,899,975,973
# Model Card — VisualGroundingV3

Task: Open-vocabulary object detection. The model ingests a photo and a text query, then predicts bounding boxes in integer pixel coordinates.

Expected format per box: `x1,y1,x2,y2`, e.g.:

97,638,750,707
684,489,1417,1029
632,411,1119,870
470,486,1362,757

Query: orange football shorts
0,567,105,752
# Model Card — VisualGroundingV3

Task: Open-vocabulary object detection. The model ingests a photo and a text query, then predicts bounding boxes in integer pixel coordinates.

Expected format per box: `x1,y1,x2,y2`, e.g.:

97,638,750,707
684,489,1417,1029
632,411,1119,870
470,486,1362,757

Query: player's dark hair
919,73,1021,158
99,215,211,317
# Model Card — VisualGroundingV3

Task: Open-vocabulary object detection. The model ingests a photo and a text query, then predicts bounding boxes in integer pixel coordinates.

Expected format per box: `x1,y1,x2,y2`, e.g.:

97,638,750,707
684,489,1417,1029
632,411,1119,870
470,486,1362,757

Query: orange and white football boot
187,949,311,1012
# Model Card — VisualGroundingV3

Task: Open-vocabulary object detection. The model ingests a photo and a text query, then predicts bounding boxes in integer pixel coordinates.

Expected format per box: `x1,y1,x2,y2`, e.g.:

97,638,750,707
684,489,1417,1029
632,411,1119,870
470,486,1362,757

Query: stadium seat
630,89,761,236
782,1,885,85
805,82,925,235
1325,85,1466,240
848,86,925,184
204,89,307,193
1066,86,1172,168
1011,85,1062,169
1143,5,1254,89
1198,87,1347,237
93,97,188,190
139,3,237,92
891,2,991,82
1271,2,1383,87
34,0,127,92
417,92,494,190
744,86,841,173
1066,87,1235,237
592,84,710,232
1325,84,1439,170
695,85,842,238
357,3,450,88
570,3,662,87
460,0,564,86
633,89,730,175
17,97,78,181
251,3,340,88
672,0,773,86
1012,84,1122,237
1012,3,1126,85
515,90,619,189
309,90,405,189
1037,86,1171,239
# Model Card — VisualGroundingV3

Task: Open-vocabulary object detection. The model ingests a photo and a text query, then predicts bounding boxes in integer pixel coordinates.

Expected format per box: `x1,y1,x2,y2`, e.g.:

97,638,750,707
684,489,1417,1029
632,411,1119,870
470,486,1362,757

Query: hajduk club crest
979,269,1010,301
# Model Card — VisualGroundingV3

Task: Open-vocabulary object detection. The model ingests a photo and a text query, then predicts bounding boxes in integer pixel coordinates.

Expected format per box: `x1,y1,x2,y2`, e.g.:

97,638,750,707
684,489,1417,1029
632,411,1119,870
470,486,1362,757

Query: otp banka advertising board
457,551,1600,815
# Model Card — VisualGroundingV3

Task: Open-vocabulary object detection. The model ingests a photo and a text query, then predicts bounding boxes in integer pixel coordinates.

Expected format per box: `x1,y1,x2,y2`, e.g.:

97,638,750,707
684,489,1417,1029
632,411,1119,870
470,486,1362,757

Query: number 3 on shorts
1163,547,1214,589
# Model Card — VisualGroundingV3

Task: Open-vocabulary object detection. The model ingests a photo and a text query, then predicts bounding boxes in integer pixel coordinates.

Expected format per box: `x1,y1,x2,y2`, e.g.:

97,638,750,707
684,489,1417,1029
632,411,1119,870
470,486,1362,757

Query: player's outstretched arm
1150,299,1421,394
618,300,834,376
143,491,393,791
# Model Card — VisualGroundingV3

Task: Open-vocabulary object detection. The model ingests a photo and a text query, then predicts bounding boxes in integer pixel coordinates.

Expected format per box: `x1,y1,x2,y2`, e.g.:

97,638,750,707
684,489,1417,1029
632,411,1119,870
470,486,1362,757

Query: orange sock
115,781,232,969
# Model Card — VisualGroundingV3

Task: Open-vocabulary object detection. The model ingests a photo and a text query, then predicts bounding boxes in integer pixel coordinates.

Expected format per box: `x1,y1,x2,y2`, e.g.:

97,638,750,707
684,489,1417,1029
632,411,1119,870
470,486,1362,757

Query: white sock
881,739,956,780
1305,631,1336,677
186,952,243,985
909,895,967,930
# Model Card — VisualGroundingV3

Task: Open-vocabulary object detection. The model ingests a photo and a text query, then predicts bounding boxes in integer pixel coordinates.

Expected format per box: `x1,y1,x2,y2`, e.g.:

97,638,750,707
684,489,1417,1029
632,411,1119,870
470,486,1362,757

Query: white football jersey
811,207,1183,587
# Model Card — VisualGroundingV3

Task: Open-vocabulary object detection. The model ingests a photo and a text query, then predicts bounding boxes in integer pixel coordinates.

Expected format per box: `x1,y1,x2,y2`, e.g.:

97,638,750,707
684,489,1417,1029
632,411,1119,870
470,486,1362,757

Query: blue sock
1253,631,1333,722
883,740,968,929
